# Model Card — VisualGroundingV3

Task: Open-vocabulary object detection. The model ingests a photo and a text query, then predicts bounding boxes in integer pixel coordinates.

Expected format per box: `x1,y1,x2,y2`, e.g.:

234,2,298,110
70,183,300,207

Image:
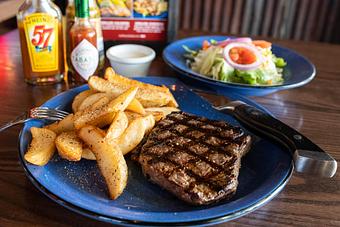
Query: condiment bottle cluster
17,0,104,85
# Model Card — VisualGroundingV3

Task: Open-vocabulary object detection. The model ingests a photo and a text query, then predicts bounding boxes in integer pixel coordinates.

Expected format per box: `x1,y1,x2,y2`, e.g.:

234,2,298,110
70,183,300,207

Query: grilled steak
137,112,251,205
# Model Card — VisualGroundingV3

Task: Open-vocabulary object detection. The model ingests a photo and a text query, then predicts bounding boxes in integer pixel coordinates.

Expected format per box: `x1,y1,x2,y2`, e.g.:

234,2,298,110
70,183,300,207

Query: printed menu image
133,0,168,18
98,0,133,17
100,0,170,42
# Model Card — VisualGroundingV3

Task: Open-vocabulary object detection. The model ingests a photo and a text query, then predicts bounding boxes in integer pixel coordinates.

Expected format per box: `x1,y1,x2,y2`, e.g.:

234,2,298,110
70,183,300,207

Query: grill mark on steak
138,112,251,205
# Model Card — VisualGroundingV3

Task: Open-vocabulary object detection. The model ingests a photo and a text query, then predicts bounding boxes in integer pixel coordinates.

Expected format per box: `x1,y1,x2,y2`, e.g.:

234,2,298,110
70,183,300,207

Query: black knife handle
230,103,324,153
217,101,337,178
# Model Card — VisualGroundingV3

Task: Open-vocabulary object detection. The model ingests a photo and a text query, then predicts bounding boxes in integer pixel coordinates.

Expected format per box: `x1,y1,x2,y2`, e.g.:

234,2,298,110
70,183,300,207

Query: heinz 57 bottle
17,0,64,85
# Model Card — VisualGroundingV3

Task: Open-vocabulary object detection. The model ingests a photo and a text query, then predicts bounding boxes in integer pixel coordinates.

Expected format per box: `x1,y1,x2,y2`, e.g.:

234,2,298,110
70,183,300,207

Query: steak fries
24,67,179,200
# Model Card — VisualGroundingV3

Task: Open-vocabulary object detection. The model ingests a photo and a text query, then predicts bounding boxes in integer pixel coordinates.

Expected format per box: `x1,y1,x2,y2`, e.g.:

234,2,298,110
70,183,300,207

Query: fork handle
218,101,337,178
0,114,27,132
0,121,25,132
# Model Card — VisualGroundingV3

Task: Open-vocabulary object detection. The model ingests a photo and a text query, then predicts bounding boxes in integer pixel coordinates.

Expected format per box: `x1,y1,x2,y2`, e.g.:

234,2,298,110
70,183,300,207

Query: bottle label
71,39,99,81
23,13,59,72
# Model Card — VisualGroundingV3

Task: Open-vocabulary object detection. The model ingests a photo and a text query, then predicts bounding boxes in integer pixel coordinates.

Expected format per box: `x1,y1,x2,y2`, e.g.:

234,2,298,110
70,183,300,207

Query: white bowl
106,44,156,77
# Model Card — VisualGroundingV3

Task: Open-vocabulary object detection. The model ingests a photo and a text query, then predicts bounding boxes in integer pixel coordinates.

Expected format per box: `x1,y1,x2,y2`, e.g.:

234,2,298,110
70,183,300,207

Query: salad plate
18,77,292,226
163,36,316,96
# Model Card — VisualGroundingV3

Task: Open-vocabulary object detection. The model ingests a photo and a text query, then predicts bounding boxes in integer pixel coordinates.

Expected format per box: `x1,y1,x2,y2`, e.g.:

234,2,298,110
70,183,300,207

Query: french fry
97,127,107,137
89,75,122,96
72,90,96,113
103,66,116,80
80,129,105,160
81,121,118,161
89,73,177,107
88,96,110,111
103,67,165,92
162,85,179,107
81,147,96,160
82,110,124,161
79,90,143,115
55,131,82,161
76,91,145,115
78,92,110,111
105,111,128,143
74,87,137,129
146,111,164,122
78,125,128,200
74,97,110,129
124,111,143,122
145,107,180,121
74,96,112,129
126,98,146,115
145,107,180,115
106,86,139,113
105,68,178,107
24,127,56,166
44,113,75,135
116,115,155,155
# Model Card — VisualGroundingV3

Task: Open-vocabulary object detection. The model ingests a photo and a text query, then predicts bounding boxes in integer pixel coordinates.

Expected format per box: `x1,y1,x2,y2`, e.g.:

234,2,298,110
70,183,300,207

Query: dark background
48,0,340,44
2,0,340,44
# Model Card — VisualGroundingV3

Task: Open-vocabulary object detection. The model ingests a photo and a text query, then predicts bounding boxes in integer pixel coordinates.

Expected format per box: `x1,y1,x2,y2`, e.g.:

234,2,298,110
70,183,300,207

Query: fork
0,107,69,132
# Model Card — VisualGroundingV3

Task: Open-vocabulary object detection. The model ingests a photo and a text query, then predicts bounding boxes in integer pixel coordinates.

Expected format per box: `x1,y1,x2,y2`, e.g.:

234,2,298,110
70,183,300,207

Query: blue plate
163,36,316,96
18,77,293,226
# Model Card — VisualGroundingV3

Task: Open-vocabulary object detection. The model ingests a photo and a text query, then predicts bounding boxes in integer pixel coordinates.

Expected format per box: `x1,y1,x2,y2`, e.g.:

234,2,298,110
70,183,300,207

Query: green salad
183,38,287,85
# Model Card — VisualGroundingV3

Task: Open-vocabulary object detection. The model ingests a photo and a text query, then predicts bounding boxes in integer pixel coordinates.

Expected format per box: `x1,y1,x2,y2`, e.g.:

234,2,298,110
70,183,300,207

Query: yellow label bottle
17,0,64,85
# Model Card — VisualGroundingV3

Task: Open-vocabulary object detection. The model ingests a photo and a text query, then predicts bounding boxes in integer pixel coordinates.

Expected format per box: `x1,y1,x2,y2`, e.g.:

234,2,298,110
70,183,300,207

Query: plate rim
18,77,293,225
17,148,293,226
163,35,316,90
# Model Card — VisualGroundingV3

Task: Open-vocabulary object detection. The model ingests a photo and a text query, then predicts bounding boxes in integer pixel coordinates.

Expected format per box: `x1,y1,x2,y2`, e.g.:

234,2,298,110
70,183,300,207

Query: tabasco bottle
66,0,104,75
69,0,99,83
17,0,64,85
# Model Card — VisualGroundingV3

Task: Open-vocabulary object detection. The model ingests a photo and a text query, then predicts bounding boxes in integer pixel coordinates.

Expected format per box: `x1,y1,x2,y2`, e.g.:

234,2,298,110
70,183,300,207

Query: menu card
98,0,177,43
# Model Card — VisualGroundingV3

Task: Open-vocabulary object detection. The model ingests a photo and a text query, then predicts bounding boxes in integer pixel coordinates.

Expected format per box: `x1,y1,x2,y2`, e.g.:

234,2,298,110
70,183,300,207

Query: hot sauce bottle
17,0,64,85
69,0,98,83
66,0,104,75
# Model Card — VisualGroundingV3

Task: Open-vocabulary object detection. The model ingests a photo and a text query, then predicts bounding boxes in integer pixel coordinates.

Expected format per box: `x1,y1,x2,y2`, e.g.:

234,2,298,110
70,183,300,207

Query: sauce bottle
69,0,99,83
17,0,64,85
66,0,104,76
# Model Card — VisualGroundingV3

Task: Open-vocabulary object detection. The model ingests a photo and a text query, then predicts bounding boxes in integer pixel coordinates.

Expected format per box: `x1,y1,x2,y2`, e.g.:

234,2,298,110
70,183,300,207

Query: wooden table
0,30,339,226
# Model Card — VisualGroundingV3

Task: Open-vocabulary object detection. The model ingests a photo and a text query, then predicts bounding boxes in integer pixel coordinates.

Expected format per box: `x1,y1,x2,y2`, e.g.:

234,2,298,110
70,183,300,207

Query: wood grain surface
0,30,339,226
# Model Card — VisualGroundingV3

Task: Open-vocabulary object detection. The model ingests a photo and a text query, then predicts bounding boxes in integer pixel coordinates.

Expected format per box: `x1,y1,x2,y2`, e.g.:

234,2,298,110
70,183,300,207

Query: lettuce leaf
192,46,219,75
219,62,235,82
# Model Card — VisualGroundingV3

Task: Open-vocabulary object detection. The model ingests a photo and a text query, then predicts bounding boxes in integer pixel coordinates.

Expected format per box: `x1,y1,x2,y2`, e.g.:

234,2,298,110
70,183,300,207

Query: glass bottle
17,0,64,85
66,0,104,75
66,0,75,77
69,0,98,83
89,0,105,73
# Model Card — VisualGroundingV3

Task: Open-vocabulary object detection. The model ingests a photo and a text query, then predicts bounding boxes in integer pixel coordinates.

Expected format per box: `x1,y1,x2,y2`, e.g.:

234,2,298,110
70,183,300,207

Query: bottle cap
75,0,89,18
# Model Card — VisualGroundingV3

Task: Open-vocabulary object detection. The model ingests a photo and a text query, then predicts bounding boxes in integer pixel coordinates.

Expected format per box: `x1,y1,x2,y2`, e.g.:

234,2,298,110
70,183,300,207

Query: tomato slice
202,40,210,50
252,40,272,48
229,47,257,65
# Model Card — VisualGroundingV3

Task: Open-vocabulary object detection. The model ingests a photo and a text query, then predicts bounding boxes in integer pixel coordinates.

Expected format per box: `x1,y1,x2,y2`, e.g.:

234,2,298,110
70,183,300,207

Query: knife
214,100,337,178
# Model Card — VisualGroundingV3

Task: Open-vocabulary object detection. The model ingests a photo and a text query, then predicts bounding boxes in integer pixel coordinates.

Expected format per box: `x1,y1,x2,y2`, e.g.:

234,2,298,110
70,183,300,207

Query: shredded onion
223,42,263,71
218,37,252,47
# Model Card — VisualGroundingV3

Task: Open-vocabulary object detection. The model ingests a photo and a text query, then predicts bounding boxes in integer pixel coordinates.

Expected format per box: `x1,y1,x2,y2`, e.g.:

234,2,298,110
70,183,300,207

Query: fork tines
30,107,69,121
